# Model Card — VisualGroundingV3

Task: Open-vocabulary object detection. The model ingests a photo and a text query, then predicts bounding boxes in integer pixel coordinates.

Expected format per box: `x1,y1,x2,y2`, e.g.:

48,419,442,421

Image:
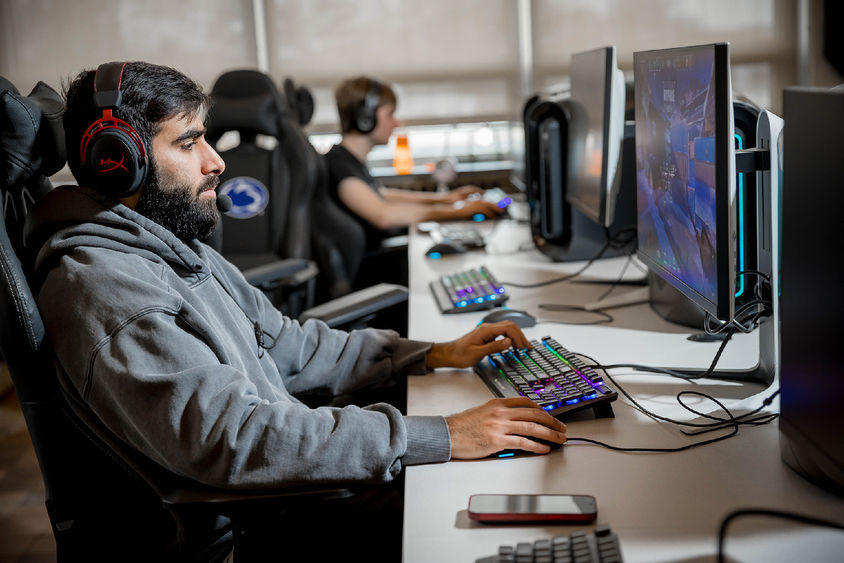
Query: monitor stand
595,111,782,387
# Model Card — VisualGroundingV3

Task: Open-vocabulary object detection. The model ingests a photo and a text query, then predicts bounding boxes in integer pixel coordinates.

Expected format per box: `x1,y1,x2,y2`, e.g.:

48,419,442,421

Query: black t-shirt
324,144,386,250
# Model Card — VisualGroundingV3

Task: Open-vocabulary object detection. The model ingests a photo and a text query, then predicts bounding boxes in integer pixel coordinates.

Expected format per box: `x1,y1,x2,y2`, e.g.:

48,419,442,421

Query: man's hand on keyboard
426,321,531,369
445,397,567,459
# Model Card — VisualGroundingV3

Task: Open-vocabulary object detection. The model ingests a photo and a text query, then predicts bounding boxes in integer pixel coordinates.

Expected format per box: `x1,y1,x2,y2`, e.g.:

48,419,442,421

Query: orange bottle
393,133,414,175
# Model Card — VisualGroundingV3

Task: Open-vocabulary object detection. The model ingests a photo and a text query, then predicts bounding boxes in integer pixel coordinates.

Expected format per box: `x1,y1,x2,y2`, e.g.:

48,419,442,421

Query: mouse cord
565,346,781,453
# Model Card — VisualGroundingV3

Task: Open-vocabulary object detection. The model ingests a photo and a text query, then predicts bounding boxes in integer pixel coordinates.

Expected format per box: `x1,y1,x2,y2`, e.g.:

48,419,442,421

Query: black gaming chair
0,77,359,562
272,77,408,334
204,70,318,318
205,71,408,333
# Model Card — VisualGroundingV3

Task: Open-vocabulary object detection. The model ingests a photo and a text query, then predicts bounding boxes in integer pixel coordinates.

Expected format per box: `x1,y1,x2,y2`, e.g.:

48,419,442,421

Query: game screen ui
635,48,719,304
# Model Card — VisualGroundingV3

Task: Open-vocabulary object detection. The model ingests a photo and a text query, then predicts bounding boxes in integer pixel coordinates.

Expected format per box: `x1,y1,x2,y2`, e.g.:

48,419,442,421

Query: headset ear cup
84,127,147,198
354,79,381,134
355,107,376,134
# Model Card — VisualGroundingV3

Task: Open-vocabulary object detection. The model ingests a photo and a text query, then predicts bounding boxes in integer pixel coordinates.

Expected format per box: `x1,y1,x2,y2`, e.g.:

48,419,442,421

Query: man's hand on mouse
425,321,531,370
446,397,567,459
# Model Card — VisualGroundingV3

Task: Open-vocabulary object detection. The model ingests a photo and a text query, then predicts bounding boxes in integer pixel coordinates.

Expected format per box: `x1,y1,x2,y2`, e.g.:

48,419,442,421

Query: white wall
1,0,840,131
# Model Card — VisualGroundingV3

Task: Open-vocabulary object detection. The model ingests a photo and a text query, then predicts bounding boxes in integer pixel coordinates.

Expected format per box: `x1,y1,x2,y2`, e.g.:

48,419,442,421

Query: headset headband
93,62,127,109
363,78,381,112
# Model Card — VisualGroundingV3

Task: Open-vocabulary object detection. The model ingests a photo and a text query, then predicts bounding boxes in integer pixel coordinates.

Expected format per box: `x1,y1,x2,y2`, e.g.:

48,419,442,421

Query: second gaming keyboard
475,525,623,563
432,223,487,249
430,265,509,313
475,336,618,419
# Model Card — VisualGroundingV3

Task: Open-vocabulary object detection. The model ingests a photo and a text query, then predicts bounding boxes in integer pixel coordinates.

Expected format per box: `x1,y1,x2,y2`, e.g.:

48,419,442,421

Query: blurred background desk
402,220,844,562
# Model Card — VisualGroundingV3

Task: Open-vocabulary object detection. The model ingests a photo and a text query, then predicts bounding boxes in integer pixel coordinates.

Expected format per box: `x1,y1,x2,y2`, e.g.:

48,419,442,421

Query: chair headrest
206,70,287,143
0,77,66,190
283,77,315,127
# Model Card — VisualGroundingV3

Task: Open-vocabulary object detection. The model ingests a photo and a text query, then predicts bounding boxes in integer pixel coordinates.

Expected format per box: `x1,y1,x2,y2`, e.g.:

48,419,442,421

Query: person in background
325,76,504,254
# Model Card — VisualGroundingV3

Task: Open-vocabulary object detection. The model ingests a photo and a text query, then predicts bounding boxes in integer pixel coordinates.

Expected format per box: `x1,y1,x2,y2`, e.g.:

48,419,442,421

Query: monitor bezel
633,42,736,322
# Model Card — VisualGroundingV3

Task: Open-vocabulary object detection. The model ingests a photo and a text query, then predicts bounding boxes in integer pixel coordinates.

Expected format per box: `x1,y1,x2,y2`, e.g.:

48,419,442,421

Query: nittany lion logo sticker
218,177,269,219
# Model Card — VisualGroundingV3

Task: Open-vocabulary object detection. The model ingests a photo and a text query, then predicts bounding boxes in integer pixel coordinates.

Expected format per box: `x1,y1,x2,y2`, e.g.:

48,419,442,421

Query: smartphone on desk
468,494,597,523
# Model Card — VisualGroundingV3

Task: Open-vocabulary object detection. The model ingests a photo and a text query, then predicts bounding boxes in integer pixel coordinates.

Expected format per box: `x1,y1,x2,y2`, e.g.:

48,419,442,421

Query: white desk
402,220,844,562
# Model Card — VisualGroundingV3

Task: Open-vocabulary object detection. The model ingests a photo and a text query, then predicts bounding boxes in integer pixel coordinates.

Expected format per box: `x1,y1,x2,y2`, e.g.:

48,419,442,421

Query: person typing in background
325,76,504,254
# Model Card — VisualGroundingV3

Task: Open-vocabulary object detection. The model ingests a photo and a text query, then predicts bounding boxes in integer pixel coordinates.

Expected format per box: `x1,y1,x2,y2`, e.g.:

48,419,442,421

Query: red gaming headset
78,62,148,197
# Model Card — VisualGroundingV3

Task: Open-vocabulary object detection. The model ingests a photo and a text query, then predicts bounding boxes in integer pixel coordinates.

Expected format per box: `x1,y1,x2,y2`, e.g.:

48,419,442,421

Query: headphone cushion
355,111,375,134
85,128,147,197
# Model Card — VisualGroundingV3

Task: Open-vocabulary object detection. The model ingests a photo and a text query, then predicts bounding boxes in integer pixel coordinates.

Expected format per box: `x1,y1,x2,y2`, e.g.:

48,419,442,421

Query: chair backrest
282,77,315,128
311,153,366,301
0,77,229,561
275,77,367,302
206,70,314,267
275,82,319,262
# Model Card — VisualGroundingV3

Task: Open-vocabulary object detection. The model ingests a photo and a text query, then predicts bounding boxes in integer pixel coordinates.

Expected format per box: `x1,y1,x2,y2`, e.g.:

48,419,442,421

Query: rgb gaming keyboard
475,336,617,419
430,265,509,314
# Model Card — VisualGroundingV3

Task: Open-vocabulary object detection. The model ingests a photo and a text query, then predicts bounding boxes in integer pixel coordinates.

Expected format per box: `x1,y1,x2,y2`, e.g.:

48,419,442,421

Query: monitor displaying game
633,43,737,322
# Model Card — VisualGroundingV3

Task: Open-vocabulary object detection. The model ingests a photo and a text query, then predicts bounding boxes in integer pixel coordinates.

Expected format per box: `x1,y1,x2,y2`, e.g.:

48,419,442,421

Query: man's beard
136,161,220,243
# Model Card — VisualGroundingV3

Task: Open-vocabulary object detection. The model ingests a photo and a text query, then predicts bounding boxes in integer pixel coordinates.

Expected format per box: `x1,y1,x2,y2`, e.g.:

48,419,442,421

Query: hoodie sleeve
53,299,451,489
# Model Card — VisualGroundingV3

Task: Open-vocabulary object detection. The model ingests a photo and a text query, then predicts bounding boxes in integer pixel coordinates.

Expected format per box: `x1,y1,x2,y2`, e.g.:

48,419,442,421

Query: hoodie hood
25,185,209,290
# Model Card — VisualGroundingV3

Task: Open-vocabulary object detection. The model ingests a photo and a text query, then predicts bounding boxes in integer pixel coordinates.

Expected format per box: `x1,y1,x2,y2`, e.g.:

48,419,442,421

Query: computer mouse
425,241,468,258
479,308,537,328
491,437,564,458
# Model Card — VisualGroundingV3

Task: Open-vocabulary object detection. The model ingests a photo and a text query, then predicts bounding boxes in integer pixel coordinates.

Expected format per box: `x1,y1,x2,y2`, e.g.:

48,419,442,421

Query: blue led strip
735,133,746,299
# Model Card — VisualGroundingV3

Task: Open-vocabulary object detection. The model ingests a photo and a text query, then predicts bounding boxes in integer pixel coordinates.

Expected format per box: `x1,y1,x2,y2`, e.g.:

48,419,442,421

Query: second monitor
523,45,637,263
567,45,627,227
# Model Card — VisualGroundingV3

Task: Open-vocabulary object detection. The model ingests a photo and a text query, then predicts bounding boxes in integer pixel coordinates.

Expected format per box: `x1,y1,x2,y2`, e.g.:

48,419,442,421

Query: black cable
605,226,637,250
704,270,774,335
717,509,844,563
532,246,641,324
594,252,635,302
212,271,281,358
499,227,636,289
497,239,613,288
566,346,781,452
596,327,737,381
535,304,615,325
735,269,772,283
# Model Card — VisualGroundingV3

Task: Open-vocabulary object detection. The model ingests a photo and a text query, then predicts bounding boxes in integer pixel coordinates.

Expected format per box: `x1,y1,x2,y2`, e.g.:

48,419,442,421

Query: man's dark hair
63,61,211,187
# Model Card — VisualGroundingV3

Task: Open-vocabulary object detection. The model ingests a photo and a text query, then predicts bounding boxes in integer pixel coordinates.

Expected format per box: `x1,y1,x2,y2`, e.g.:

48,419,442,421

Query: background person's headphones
78,62,148,198
352,78,381,134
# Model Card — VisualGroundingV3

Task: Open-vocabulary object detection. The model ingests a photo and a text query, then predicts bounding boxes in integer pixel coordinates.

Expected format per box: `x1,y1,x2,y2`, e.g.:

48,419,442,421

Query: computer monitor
779,86,844,496
567,46,627,227
633,43,737,322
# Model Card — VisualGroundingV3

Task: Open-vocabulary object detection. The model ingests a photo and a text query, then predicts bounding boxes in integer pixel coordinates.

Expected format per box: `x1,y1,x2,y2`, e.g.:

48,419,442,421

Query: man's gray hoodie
24,185,451,489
